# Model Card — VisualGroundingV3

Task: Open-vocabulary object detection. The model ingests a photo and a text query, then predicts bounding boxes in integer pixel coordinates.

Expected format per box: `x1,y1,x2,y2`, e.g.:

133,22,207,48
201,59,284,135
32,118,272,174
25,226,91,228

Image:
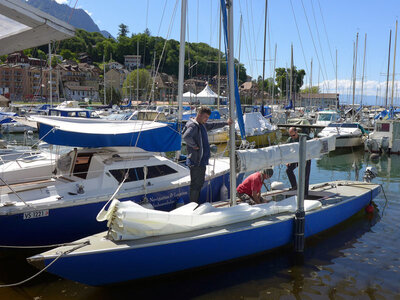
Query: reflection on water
1,145,400,299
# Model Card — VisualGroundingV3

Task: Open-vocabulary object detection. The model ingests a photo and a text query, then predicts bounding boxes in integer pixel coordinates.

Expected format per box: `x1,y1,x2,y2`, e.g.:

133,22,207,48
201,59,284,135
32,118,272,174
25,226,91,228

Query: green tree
60,49,75,60
123,69,152,99
100,87,121,105
300,86,320,94
118,24,129,38
275,67,305,97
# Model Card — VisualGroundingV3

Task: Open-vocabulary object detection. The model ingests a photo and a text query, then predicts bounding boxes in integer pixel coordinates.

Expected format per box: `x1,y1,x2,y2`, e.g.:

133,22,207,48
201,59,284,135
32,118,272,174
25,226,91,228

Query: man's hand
227,118,233,126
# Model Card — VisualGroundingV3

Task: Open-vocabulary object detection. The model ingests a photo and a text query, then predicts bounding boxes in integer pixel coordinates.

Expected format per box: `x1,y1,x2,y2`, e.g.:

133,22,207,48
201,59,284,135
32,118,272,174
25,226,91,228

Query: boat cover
102,197,321,241
236,136,335,173
27,116,181,151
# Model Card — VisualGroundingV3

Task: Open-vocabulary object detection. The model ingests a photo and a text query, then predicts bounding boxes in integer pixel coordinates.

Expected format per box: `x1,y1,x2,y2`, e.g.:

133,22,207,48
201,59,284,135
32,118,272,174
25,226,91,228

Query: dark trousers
189,166,206,203
286,160,311,195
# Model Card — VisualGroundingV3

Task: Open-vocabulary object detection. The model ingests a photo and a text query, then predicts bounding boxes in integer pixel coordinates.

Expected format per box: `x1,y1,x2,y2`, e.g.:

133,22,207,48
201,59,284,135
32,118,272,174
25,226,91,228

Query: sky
56,0,400,106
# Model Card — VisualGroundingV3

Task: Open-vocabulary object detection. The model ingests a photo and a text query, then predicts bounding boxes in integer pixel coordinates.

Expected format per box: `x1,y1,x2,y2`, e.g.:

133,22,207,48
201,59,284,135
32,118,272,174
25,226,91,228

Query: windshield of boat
317,113,336,121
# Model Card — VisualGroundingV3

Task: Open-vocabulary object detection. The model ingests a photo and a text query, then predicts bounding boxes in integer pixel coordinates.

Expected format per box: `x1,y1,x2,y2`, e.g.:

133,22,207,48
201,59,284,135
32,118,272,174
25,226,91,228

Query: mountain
25,0,113,39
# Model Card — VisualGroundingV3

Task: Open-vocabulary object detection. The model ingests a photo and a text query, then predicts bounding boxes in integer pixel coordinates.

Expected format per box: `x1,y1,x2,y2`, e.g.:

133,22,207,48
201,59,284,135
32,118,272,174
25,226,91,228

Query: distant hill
25,0,114,39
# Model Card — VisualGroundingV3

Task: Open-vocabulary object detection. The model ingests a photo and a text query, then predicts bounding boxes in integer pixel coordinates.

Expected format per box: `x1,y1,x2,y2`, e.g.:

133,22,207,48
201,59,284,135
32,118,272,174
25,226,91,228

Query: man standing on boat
236,169,274,204
183,106,233,203
286,127,311,196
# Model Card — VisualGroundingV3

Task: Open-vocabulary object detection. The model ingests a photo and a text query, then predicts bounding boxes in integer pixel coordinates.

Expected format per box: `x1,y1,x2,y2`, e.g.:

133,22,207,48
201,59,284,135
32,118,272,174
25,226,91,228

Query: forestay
101,198,321,241
236,136,336,173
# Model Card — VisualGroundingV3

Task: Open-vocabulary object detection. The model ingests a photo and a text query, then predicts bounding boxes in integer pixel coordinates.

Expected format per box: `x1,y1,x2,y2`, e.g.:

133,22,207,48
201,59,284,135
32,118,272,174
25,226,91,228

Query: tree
275,67,306,97
60,49,75,60
123,69,152,99
99,87,121,105
118,24,129,38
144,28,151,36
300,86,320,94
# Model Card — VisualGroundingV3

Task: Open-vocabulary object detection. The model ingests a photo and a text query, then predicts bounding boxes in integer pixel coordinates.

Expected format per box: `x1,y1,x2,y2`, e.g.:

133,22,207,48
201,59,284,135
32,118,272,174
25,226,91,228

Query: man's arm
204,118,233,131
182,124,199,149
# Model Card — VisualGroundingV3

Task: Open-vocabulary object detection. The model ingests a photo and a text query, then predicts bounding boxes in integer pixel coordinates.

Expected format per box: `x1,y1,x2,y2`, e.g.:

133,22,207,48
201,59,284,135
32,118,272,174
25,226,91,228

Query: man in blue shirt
183,106,232,203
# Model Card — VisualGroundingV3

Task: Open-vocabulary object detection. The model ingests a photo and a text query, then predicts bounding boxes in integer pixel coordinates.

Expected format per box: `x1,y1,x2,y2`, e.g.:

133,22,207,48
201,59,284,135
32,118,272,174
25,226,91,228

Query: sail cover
29,115,181,152
236,136,336,173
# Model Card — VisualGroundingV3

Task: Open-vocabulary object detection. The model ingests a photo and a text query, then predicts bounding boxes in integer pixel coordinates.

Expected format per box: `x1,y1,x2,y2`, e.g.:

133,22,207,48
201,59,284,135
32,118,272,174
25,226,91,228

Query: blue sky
58,0,400,105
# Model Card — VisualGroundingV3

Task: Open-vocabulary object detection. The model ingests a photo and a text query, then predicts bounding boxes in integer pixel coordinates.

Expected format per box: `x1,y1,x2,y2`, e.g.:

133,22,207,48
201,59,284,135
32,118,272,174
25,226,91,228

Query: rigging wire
317,0,337,77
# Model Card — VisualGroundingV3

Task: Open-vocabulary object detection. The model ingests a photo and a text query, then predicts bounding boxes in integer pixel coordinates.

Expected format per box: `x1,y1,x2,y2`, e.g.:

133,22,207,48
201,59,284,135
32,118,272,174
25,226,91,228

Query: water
1,146,400,299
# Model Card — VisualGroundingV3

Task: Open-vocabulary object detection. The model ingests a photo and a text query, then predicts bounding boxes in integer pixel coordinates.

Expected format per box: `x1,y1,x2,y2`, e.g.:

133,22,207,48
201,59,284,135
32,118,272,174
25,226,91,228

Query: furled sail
28,115,181,152
236,136,336,173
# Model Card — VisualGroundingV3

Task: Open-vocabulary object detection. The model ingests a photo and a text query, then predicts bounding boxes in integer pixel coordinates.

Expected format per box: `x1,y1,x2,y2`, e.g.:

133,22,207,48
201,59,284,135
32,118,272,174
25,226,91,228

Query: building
239,81,259,105
64,83,98,101
124,55,141,71
105,68,129,96
297,93,339,109
153,73,177,102
107,61,124,70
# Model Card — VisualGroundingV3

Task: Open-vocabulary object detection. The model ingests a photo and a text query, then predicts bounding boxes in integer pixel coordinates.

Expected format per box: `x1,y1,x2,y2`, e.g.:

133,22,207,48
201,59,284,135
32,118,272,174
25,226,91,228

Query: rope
0,240,89,288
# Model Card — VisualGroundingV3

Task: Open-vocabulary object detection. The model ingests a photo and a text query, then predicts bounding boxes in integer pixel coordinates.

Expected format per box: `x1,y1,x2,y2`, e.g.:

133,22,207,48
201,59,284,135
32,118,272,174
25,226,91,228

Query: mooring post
295,134,306,252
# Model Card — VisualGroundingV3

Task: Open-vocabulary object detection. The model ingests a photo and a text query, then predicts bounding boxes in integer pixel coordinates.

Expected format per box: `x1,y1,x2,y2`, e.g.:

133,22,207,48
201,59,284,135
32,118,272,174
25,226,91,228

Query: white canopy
195,85,227,105
0,0,75,55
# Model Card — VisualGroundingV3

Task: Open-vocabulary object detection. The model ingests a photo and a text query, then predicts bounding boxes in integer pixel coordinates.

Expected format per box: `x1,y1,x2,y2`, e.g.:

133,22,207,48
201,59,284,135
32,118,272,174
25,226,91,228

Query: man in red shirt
236,169,274,204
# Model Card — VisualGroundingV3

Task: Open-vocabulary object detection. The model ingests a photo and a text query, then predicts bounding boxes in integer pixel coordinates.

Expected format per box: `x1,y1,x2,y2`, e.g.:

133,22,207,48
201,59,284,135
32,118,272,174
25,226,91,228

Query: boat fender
365,204,374,214
220,184,228,202
271,181,285,190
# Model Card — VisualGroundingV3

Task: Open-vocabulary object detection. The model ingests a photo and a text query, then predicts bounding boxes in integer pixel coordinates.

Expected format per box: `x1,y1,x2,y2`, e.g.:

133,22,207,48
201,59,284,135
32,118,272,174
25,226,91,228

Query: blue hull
40,184,380,286
0,173,241,246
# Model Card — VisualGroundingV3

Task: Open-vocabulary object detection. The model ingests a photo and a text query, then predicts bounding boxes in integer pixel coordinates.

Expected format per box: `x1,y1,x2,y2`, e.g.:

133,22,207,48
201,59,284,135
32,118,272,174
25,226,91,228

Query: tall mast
272,43,277,105
290,44,294,110
309,58,313,107
352,32,359,120
227,0,237,206
217,7,221,110
261,0,268,111
103,54,106,105
391,20,398,108
335,49,338,106
48,42,52,107
136,40,139,107
175,0,187,161
361,34,367,106
385,30,392,109
237,14,242,81
177,0,186,124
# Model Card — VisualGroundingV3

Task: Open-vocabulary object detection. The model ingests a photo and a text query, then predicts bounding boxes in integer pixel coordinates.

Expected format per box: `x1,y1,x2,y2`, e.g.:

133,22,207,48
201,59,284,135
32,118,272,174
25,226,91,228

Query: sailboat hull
29,181,380,286
0,172,240,246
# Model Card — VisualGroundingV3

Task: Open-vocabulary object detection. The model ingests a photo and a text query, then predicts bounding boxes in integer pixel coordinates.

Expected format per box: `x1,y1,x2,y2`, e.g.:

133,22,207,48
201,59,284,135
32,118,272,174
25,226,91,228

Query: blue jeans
189,166,206,203
286,160,311,195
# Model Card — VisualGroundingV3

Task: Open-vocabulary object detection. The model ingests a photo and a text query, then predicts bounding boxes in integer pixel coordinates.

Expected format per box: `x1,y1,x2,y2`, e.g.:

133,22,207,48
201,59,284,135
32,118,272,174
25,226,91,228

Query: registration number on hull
23,210,49,220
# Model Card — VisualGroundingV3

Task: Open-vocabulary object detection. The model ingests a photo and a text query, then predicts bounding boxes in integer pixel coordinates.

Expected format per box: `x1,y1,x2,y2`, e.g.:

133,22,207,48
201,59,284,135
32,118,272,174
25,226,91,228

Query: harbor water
0,143,399,299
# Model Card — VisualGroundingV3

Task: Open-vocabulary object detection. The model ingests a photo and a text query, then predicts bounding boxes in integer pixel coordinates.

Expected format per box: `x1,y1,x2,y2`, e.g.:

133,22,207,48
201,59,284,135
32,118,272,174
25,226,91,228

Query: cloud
314,79,400,97
54,0,69,4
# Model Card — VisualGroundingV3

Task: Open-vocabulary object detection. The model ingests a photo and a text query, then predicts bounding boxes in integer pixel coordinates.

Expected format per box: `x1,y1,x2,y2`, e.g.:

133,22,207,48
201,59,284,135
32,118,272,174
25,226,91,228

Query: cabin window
377,123,390,132
73,154,93,179
109,164,178,183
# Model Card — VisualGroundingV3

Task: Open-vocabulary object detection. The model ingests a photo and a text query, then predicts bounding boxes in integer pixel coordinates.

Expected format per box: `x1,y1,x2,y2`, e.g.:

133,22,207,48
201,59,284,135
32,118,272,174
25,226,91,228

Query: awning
0,0,75,55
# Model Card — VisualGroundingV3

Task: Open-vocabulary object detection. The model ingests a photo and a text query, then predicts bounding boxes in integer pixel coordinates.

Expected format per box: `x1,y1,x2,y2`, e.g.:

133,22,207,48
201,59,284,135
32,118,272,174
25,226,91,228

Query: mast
103,54,106,105
48,42,52,107
272,43,277,105
226,0,237,206
175,0,187,161
217,7,221,110
391,20,398,108
309,58,313,107
335,49,338,107
385,30,392,109
361,34,367,106
290,44,294,110
137,39,139,107
237,14,242,81
261,0,268,113
352,32,359,120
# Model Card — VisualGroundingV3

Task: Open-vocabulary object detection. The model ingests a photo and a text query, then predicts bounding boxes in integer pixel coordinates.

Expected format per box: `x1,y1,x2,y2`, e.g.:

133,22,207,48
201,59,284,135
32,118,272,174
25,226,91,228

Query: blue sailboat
27,0,381,287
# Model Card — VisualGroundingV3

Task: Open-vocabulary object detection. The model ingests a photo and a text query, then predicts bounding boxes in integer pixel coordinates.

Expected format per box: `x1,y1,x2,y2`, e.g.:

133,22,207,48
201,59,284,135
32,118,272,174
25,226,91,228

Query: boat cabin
315,110,341,126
